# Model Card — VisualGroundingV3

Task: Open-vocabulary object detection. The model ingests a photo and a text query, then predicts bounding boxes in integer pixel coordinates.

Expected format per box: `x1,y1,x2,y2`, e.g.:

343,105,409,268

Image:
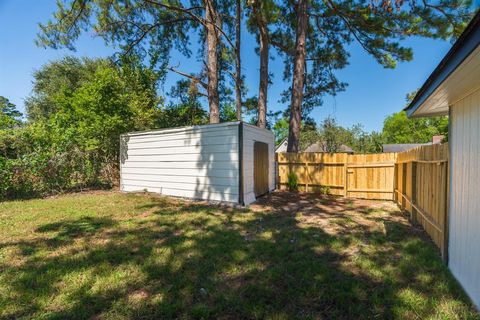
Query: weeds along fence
276,143,449,259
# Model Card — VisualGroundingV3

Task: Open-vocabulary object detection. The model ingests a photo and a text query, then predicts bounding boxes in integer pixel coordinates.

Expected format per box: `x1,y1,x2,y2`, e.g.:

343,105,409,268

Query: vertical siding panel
460,94,470,282
467,91,479,301
473,91,480,300
449,89,480,308
450,100,459,272
465,93,474,285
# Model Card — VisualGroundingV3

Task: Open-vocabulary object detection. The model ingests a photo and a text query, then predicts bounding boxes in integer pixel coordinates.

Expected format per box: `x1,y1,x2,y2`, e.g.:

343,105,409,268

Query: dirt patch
251,191,411,238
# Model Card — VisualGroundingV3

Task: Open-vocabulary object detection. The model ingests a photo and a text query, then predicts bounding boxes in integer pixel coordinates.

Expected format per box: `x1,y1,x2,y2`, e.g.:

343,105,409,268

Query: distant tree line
272,111,448,154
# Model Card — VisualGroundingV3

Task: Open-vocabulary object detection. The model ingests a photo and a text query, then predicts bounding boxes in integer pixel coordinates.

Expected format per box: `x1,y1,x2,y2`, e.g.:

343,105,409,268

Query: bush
287,172,298,192
0,129,117,200
0,57,161,200
319,185,331,195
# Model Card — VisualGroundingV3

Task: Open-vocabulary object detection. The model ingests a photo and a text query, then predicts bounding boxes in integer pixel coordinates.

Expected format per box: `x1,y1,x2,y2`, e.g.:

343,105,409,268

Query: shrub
287,172,298,192
0,123,117,200
319,185,331,195
0,58,161,200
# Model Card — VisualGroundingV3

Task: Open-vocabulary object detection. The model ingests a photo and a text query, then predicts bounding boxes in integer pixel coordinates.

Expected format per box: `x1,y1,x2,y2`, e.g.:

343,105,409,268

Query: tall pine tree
274,0,474,152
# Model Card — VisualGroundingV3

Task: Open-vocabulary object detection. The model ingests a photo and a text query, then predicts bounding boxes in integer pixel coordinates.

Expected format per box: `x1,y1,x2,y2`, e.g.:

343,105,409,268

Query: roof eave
405,11,480,118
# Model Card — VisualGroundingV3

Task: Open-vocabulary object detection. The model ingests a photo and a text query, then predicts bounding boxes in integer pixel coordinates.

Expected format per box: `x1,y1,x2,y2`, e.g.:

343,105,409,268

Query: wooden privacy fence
277,143,449,259
276,152,397,200
395,143,449,260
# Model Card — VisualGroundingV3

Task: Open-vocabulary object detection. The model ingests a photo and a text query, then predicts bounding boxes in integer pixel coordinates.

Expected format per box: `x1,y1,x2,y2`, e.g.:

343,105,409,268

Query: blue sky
0,0,466,132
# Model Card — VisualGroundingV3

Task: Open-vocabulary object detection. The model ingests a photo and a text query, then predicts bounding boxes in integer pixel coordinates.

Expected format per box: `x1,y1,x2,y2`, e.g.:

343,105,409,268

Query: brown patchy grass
0,191,477,319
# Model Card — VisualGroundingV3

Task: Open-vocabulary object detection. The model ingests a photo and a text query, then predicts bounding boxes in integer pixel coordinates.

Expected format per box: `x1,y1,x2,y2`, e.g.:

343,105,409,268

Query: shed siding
449,88,480,308
120,123,239,203
242,124,275,204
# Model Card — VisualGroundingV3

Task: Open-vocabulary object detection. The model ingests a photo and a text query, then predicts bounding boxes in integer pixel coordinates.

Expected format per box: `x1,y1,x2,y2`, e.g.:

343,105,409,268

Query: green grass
0,191,477,319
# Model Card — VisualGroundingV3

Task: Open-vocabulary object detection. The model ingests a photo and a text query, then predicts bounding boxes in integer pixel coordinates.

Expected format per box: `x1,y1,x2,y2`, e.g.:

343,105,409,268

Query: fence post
344,155,348,196
393,163,397,202
443,159,449,263
411,161,417,222
401,162,407,210
275,153,279,190
305,161,309,192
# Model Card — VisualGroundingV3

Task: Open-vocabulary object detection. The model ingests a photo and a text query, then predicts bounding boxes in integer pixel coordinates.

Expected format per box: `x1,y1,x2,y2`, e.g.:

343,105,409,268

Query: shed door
254,141,269,198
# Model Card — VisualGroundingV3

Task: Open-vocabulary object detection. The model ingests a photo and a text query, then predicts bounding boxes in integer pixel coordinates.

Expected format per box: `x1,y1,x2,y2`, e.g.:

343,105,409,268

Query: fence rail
276,143,449,259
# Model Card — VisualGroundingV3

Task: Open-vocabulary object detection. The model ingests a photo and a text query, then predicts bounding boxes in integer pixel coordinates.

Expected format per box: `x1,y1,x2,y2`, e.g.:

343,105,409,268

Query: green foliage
343,124,384,154
272,118,289,144
319,185,331,195
161,80,208,128
159,79,238,128
274,0,473,112
36,1,192,69
160,103,208,128
0,57,163,200
274,115,383,154
287,172,298,191
320,117,345,153
0,97,22,129
220,103,239,123
36,0,240,123
382,111,448,144
25,57,105,121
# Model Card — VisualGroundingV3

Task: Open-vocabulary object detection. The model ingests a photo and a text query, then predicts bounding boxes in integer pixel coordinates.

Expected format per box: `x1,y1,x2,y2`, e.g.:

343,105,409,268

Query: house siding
242,124,276,205
449,88,480,308
120,122,240,203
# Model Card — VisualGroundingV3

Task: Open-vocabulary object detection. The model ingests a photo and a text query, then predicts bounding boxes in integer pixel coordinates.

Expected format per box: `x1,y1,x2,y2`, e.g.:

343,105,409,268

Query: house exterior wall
449,88,480,308
275,139,288,153
242,123,275,205
120,122,240,203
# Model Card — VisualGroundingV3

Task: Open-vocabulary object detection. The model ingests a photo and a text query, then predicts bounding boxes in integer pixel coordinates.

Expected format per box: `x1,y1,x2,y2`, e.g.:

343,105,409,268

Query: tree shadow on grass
36,216,116,239
0,192,477,319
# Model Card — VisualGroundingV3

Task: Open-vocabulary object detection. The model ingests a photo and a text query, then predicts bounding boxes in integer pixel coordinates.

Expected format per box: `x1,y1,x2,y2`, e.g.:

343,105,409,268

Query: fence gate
276,153,397,200
254,141,269,197
345,154,397,200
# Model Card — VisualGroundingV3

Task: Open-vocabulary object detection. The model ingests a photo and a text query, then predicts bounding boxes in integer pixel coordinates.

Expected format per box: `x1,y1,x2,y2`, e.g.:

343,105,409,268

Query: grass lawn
0,191,478,319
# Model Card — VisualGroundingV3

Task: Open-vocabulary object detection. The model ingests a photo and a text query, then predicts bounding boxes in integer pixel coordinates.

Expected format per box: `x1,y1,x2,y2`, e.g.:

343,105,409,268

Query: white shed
405,11,480,308
120,121,275,205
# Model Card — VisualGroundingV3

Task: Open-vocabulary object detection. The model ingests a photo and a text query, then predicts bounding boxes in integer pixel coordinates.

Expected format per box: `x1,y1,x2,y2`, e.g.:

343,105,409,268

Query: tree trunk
251,1,269,129
257,16,269,129
287,0,307,152
235,0,242,121
206,0,220,123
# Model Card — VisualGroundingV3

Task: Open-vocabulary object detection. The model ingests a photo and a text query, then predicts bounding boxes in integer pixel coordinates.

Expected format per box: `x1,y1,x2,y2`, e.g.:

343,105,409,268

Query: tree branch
167,66,208,90
324,0,378,57
270,39,295,56
64,0,88,35
144,0,235,50
120,17,190,57
144,0,206,26
421,0,458,33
